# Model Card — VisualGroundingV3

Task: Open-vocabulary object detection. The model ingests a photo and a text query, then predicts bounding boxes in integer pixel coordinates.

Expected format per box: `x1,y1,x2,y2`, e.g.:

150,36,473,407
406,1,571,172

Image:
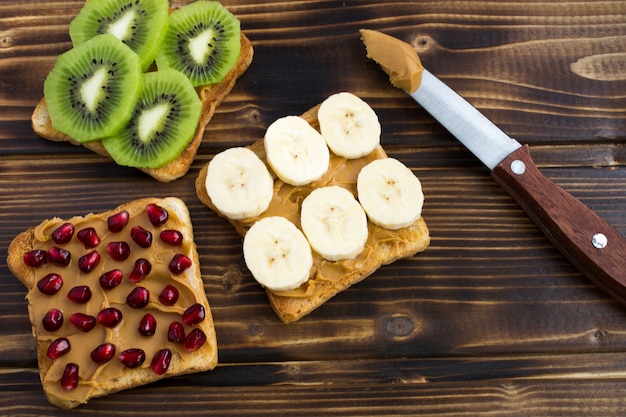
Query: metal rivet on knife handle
510,160,526,175
592,233,608,250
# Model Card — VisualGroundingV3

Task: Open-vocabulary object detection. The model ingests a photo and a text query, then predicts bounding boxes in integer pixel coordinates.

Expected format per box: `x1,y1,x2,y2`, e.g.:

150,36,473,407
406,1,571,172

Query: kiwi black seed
69,0,169,71
156,1,241,87
43,34,142,142
101,68,202,168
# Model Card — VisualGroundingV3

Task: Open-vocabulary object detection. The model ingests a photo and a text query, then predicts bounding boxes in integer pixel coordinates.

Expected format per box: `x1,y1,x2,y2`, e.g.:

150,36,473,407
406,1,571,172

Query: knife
360,29,626,305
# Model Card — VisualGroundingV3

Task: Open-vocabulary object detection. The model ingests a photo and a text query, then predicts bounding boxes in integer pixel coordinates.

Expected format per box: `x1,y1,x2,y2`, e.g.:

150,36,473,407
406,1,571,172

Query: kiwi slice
69,0,169,71
43,34,142,142
156,1,241,86
101,68,202,168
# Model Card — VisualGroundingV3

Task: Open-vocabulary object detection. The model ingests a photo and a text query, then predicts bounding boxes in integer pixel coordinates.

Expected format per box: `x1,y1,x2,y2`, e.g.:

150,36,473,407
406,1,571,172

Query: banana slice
205,147,274,220
300,185,368,261
357,158,424,230
264,115,330,186
243,216,313,291
317,92,381,159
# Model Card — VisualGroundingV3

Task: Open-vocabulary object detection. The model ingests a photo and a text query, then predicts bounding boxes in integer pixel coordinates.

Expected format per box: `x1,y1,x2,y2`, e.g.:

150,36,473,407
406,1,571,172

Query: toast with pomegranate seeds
31,32,253,183
7,197,217,409
195,104,430,324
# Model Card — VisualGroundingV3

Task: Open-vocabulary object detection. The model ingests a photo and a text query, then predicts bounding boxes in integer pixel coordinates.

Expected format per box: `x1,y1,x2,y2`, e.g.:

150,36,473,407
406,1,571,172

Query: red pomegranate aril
184,328,207,352
99,269,123,290
131,226,152,248
91,343,116,364
159,284,179,306
37,273,63,295
78,250,101,273
119,348,145,368
61,363,79,391
97,307,123,327
183,303,205,325
108,210,129,232
160,230,183,246
138,313,157,336
128,258,151,283
69,312,96,332
24,249,47,267
52,222,75,244
150,349,172,375
67,285,91,304
47,337,71,359
146,203,168,226
107,241,131,261
42,308,64,332
167,321,185,343
47,247,71,266
169,254,192,275
77,227,100,249
127,287,150,308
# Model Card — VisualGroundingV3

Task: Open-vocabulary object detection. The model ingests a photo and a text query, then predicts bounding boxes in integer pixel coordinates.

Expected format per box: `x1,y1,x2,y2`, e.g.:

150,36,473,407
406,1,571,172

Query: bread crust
195,104,430,323
31,32,254,182
7,197,217,409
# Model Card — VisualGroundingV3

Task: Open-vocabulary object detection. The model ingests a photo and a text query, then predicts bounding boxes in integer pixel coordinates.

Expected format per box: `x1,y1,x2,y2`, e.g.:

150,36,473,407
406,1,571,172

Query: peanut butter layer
23,199,214,405
360,29,424,93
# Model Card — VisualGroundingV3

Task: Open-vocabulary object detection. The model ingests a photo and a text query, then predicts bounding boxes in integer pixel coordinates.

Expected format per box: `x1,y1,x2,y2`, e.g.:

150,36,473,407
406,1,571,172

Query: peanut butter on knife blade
360,29,423,93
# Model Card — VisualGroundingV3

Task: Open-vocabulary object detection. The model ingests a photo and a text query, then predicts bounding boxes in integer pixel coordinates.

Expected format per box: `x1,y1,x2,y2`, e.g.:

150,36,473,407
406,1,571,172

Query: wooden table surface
2,1,626,415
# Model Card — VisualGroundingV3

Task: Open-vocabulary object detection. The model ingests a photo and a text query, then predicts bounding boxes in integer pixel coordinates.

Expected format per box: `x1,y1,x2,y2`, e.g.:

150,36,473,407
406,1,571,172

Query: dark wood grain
2,0,626,415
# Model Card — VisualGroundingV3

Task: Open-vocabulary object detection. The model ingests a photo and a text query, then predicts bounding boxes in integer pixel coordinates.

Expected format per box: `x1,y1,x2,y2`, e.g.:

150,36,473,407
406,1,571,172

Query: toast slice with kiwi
32,31,253,182
6,197,217,409
195,104,431,324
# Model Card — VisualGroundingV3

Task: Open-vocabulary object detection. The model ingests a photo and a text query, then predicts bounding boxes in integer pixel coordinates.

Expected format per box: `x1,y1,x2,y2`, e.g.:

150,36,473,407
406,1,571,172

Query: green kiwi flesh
101,68,202,168
43,34,142,142
69,0,169,71
156,1,241,86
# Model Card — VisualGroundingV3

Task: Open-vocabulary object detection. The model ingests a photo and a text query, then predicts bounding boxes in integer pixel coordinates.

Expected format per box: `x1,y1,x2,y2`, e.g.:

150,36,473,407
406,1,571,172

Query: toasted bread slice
195,104,430,323
31,32,254,183
7,197,217,409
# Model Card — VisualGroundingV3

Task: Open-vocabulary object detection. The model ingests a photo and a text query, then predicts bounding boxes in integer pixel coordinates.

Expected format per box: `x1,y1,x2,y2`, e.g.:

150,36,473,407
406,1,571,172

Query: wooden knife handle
491,145,626,305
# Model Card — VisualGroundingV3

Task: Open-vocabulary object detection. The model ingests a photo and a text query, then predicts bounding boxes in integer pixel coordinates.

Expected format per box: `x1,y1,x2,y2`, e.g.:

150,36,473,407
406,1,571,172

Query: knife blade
361,29,626,306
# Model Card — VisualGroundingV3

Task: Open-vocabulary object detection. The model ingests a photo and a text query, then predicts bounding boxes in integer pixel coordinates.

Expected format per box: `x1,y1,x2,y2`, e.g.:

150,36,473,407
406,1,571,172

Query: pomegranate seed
160,230,183,246
47,337,71,359
52,223,74,244
169,254,192,275
69,312,96,332
78,250,100,273
119,348,145,368
42,308,64,332
99,269,123,290
184,328,207,352
138,313,157,336
47,247,71,266
23,249,47,267
131,226,152,248
128,258,151,283
107,241,131,261
61,363,79,391
146,203,168,226
77,227,100,249
167,321,185,343
37,273,63,295
91,343,116,364
150,349,172,375
126,287,150,308
67,285,91,304
159,284,179,306
183,303,205,325
97,307,123,327
108,210,129,232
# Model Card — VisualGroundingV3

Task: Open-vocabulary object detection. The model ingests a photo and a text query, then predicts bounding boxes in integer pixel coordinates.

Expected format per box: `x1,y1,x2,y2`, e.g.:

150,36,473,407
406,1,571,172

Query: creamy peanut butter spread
26,203,208,403
234,145,417,298
360,29,424,93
